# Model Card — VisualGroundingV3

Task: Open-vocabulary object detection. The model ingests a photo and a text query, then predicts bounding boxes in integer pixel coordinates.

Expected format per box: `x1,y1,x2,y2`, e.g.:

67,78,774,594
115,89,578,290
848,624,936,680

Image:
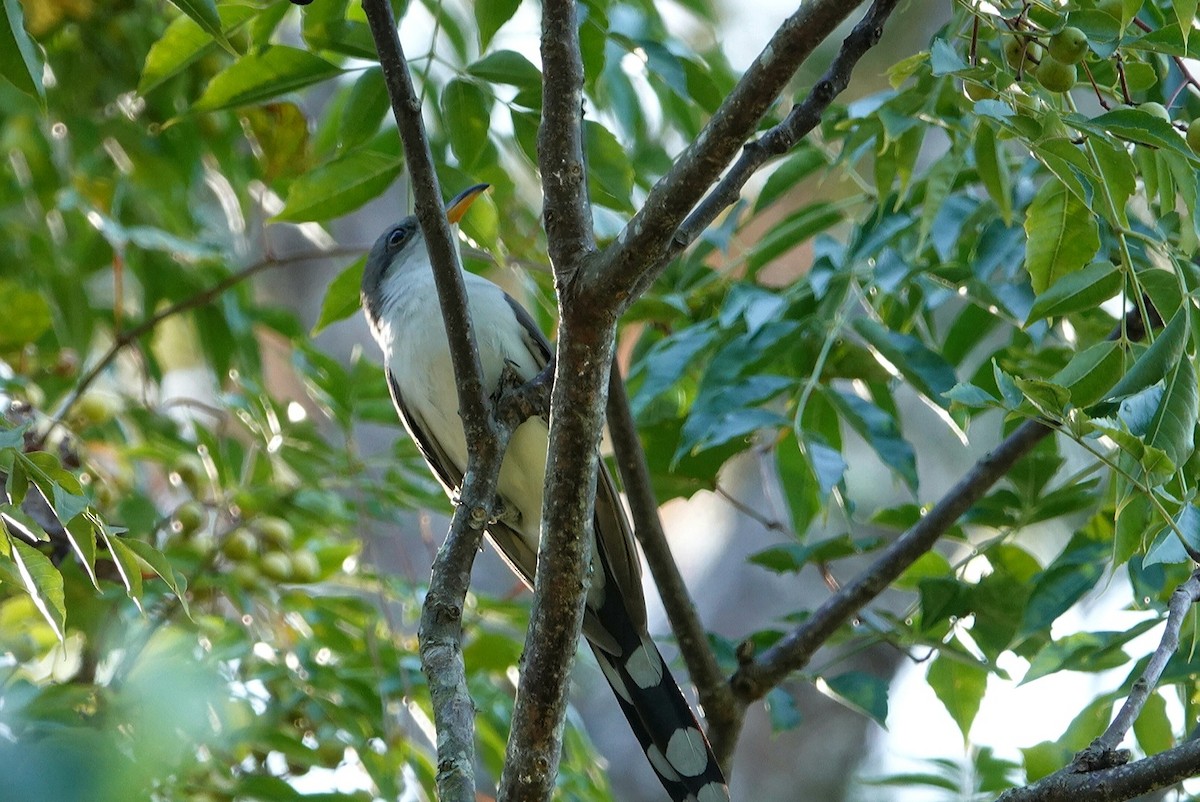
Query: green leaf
1089,138,1136,228
765,687,803,732
97,527,143,610
1101,307,1189,404
167,0,234,54
338,67,390,150
1143,355,1198,468
1134,692,1174,756
585,121,634,212
827,390,917,491
1017,531,1107,639
1175,0,1197,46
65,516,98,589
0,0,44,103
853,318,959,412
1051,341,1122,408
300,0,375,60
467,50,542,93
746,202,843,274
313,257,366,335
193,46,342,113
1072,109,1200,164
748,535,885,573
927,654,987,741
0,280,52,348
974,123,1011,226
929,38,968,75
820,672,889,726
1026,262,1122,323
275,147,403,222
476,0,521,50
122,538,190,617
6,535,65,640
1024,179,1100,294
755,147,827,212
442,78,491,172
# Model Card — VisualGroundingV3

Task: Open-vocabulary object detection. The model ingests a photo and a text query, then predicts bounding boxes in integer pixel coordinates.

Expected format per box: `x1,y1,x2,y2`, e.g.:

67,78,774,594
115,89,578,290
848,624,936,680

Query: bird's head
361,183,489,327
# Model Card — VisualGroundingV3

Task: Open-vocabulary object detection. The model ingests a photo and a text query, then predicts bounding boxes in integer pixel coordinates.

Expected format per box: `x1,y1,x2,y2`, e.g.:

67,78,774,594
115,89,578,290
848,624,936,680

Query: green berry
1036,58,1077,93
221,528,258,562
290,551,321,583
171,454,206,494
253,516,294,549
260,551,294,582
1187,119,1200,153
72,391,121,427
1140,102,1171,122
1048,27,1088,65
174,501,206,536
1004,38,1043,72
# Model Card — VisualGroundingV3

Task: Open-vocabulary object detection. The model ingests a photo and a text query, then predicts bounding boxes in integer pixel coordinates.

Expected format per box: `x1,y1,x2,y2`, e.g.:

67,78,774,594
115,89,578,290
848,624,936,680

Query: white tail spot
666,727,709,777
625,642,664,689
697,780,729,802
645,744,682,782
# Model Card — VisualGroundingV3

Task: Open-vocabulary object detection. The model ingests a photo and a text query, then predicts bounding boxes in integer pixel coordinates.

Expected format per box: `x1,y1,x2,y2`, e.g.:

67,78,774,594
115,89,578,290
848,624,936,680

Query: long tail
588,627,728,801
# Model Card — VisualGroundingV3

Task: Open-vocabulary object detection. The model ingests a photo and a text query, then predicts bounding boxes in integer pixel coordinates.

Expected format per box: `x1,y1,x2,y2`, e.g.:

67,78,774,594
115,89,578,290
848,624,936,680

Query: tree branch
538,0,595,273
499,318,617,801
588,0,867,304
496,3,608,797
1074,571,1200,769
996,736,1200,802
361,4,513,801
605,364,742,768
730,418,1052,701
731,307,1153,702
658,0,901,283
41,247,363,444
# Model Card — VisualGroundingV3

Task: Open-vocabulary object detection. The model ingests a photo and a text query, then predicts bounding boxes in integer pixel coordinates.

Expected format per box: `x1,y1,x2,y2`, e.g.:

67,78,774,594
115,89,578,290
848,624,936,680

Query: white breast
371,265,549,546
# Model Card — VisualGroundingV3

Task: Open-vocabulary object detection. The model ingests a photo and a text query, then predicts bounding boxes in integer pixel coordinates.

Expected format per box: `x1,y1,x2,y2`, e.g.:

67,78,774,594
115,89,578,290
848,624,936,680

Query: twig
731,310,1149,703
728,418,1053,702
605,365,739,769
657,0,900,282
716,484,788,534
42,247,363,443
590,0,868,304
1079,571,1200,764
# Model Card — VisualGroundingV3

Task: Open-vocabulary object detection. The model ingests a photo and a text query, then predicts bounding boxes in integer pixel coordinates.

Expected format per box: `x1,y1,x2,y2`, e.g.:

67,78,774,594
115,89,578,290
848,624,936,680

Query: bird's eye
387,227,408,248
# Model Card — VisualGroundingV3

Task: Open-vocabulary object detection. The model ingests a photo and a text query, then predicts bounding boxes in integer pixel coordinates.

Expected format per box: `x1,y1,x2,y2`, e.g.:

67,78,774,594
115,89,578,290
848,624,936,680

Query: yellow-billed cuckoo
360,184,728,802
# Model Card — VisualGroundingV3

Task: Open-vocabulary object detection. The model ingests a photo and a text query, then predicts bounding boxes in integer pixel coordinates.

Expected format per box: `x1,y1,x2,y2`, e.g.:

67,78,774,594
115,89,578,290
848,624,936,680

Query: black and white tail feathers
588,591,728,802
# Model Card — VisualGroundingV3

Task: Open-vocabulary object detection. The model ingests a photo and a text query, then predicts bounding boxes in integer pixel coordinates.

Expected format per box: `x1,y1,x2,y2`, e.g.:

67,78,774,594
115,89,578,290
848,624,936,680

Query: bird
360,183,729,802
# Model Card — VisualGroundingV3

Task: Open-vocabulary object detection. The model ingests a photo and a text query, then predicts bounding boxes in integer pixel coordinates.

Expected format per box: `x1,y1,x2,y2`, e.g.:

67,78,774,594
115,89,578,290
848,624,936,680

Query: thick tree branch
499,318,617,802
730,419,1051,700
537,0,595,272
361,3,511,801
588,0,867,304
605,365,741,769
496,3,608,798
996,736,1200,802
659,0,901,280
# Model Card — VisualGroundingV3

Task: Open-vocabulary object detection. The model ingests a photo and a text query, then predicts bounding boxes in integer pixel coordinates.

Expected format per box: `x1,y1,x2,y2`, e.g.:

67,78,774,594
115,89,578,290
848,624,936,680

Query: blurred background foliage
1,0,1199,799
